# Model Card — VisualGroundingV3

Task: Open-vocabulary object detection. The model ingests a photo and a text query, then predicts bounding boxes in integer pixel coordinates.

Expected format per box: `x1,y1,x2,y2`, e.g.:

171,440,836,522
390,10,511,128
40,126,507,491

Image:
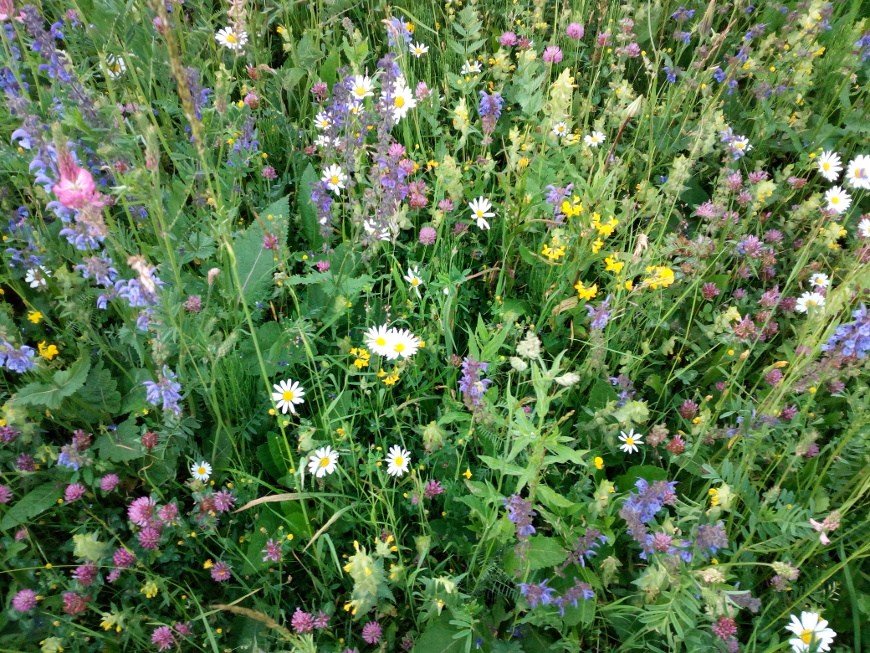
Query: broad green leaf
13,354,91,410
298,163,322,249
95,415,141,462
536,485,575,509
526,536,568,570
1,482,62,530
413,614,465,653
234,195,290,306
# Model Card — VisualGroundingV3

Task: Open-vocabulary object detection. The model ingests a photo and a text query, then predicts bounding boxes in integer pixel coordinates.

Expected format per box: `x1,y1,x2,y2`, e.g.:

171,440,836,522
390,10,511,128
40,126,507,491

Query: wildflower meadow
1,0,870,650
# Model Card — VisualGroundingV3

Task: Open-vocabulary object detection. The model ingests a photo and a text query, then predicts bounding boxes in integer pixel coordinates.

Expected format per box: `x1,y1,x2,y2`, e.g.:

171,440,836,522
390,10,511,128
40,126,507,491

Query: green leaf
297,163,322,249
1,482,62,530
76,362,122,416
526,536,568,570
536,485,575,509
413,614,465,653
234,195,290,306
95,416,142,462
13,354,91,409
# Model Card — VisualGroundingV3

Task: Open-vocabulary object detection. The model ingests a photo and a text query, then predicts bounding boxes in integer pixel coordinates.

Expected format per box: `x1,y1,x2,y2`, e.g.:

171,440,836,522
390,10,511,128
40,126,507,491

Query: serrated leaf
1,482,62,530
95,416,141,462
413,614,465,653
234,195,290,306
536,485,575,509
526,536,568,570
13,354,91,409
298,163,322,249
76,362,122,415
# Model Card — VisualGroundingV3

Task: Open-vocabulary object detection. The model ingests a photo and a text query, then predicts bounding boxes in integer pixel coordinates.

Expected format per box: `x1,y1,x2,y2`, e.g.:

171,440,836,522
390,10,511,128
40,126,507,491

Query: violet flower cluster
821,304,870,359
458,356,492,407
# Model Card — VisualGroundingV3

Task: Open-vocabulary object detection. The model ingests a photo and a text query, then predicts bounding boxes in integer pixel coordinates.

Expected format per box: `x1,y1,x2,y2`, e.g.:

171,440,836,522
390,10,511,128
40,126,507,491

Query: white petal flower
314,112,332,131
460,60,481,74
469,197,494,230
824,186,851,214
584,131,606,147
795,291,826,313
364,325,395,357
389,81,417,121
858,218,870,239
785,611,836,652
410,42,429,57
817,150,842,182
271,379,306,414
403,266,423,296
321,164,346,193
552,121,568,138
24,265,50,289
386,328,421,360
191,461,212,481
349,75,375,101
845,154,870,190
385,444,411,476
809,272,829,288
307,446,339,478
215,27,248,51
618,429,644,454
105,54,127,79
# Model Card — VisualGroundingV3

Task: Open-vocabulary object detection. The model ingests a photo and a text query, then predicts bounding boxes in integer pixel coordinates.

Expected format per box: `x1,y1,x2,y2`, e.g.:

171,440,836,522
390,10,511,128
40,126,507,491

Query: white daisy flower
105,54,126,79
363,219,391,241
307,446,339,478
385,444,411,476
348,101,365,116
215,27,248,51
795,291,826,313
314,134,340,150
460,59,482,75
349,75,375,101
824,186,851,214
403,266,423,296
410,42,429,57
389,81,417,121
24,265,50,289
845,154,870,190
809,272,829,288
731,135,752,157
584,131,606,147
552,122,568,138
618,429,644,454
469,197,495,230
387,328,421,360
364,324,395,357
816,150,842,182
858,218,870,238
271,379,306,414
190,461,212,482
785,611,836,652
322,164,346,193
314,112,332,131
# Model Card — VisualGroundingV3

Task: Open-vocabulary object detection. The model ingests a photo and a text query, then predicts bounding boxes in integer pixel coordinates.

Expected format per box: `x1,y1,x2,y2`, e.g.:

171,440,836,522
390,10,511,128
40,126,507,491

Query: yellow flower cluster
376,368,401,385
643,266,675,289
38,342,59,360
592,214,619,237
560,196,583,218
574,280,598,300
350,347,370,369
604,255,624,274
541,236,566,261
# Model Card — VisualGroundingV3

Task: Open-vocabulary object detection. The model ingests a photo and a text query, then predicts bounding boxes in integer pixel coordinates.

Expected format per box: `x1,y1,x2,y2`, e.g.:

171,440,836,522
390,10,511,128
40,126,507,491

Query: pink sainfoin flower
0,0,14,22
262,538,282,563
65,483,86,502
152,626,175,651
0,485,11,503
543,46,563,63
211,561,232,581
419,226,437,245
138,526,162,549
128,496,157,526
316,259,330,272
809,511,841,545
53,148,100,210
566,22,584,38
72,563,98,587
12,589,38,612
100,473,119,491
213,489,236,512
500,31,518,46
291,608,315,633
175,622,192,637
362,621,383,644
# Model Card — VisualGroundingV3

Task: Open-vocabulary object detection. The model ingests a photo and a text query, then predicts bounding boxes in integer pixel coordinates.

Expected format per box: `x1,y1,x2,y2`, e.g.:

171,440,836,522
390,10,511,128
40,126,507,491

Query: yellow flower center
376,337,387,346
226,33,238,43
807,299,817,306
197,467,206,475
319,457,331,468
394,343,406,353
282,390,295,401
354,87,366,97
823,162,830,170
831,196,840,204
395,96,405,108
801,630,814,645
625,438,635,446
330,175,339,185
394,456,403,467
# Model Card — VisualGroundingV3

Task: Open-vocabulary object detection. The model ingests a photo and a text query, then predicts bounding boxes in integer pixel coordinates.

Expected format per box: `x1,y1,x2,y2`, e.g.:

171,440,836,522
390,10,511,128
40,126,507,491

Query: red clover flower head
362,621,383,644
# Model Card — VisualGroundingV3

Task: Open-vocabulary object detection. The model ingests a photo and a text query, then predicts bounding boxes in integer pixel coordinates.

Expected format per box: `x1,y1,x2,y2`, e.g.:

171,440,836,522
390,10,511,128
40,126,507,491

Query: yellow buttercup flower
594,456,604,470
27,311,43,324
643,266,675,289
